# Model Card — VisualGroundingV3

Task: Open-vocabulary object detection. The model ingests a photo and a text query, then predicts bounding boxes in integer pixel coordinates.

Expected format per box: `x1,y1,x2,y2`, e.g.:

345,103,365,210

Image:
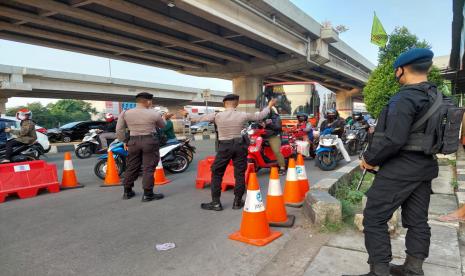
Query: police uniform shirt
116,106,166,141
363,82,439,181
191,107,270,140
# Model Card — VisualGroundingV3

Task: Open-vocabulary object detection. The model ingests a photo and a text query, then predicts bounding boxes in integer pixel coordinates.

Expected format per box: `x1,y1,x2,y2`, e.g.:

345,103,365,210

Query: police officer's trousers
210,138,248,201
363,175,432,264
123,135,160,191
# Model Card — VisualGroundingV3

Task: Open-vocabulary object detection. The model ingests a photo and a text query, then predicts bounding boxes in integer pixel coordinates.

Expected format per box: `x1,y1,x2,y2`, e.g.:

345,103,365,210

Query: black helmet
325,109,337,119
296,113,308,122
353,111,363,121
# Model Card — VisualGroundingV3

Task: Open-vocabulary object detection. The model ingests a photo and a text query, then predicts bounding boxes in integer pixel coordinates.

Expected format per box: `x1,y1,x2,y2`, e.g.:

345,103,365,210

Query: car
190,121,215,134
48,121,107,143
0,116,51,153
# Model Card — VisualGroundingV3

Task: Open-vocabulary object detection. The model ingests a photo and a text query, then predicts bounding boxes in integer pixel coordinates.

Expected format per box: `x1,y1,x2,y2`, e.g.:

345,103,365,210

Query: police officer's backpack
403,90,465,155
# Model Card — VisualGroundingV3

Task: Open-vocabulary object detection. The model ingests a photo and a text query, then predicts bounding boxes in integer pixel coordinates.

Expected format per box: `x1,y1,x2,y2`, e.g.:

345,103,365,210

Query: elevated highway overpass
0,0,374,112
0,64,229,113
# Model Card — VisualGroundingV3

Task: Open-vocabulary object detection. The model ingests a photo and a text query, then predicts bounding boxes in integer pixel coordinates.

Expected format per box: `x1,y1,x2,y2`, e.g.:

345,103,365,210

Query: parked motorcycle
75,129,112,159
246,123,294,172
315,128,345,171
0,140,46,163
94,140,191,180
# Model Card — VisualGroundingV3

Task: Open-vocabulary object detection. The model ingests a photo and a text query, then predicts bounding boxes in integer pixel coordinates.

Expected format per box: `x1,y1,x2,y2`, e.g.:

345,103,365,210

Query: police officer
183,94,275,211
346,48,439,276
116,92,166,202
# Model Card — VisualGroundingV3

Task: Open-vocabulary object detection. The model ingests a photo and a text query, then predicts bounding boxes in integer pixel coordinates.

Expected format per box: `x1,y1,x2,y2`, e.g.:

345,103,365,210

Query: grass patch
320,219,344,233
449,159,457,167
330,170,375,231
451,179,459,190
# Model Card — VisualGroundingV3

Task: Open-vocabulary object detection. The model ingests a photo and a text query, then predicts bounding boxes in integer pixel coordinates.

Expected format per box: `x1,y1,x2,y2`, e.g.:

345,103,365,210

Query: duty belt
130,135,153,139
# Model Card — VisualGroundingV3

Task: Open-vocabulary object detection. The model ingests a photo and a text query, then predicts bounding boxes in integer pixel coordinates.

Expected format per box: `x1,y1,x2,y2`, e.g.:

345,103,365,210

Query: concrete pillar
336,89,361,118
232,76,263,112
0,97,8,115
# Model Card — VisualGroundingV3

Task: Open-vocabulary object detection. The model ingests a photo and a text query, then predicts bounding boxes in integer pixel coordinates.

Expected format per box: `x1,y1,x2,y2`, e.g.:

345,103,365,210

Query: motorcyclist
162,112,178,144
319,109,351,162
264,96,286,175
352,111,369,130
98,113,117,151
320,109,345,138
1,109,36,163
296,113,313,141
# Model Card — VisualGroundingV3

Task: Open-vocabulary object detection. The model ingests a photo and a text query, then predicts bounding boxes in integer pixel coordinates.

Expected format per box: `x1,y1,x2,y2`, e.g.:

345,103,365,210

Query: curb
302,160,360,226
48,143,78,154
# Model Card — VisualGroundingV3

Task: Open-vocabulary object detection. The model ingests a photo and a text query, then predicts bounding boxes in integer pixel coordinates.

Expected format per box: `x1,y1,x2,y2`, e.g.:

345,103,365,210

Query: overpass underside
0,0,372,112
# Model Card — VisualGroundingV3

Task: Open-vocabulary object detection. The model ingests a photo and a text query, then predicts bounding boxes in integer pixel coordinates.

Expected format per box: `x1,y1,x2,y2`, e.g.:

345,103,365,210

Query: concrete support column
232,76,263,112
336,89,360,118
0,97,8,115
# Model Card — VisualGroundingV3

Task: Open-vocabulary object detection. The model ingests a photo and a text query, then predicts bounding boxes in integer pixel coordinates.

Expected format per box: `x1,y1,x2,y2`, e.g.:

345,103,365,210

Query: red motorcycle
245,123,295,171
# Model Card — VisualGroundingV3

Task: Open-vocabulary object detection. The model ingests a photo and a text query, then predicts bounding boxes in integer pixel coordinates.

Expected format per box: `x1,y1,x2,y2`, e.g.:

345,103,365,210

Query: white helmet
16,108,32,121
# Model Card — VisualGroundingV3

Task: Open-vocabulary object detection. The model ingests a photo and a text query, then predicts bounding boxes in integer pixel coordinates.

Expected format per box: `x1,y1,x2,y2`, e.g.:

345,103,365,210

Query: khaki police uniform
116,106,165,193
192,105,270,205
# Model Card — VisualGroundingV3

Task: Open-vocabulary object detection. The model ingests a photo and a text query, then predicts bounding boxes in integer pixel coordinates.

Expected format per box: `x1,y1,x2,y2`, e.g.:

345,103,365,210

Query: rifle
356,133,378,191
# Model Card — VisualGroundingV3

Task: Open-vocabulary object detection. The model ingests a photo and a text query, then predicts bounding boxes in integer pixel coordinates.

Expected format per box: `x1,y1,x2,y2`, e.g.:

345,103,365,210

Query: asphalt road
0,140,350,276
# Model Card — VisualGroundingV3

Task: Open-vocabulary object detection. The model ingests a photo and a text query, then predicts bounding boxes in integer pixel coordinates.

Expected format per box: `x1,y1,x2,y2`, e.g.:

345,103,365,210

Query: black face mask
395,67,404,83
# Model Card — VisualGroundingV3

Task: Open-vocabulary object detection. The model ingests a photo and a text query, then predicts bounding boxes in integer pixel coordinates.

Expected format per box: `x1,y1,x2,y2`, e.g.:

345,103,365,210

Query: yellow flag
371,12,388,47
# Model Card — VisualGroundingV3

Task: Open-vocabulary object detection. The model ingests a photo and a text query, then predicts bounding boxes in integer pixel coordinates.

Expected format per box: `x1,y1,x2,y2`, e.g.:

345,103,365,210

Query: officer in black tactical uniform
345,48,439,276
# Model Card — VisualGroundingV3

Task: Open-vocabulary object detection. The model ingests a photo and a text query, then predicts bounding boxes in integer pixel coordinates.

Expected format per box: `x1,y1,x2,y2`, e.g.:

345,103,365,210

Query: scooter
0,140,46,163
315,128,349,171
75,129,111,159
94,140,191,180
246,123,294,172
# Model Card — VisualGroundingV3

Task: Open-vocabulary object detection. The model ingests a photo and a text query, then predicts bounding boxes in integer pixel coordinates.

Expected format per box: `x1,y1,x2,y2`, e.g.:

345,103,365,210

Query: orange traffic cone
229,171,282,246
60,152,84,189
296,154,310,197
154,159,170,186
283,158,304,207
101,151,121,187
265,167,295,227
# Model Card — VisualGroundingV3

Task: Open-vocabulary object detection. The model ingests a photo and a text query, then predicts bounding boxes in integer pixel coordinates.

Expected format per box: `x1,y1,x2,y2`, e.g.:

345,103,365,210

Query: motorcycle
94,140,191,180
177,138,196,164
345,122,370,156
0,140,46,163
315,128,345,171
246,123,294,172
75,129,112,159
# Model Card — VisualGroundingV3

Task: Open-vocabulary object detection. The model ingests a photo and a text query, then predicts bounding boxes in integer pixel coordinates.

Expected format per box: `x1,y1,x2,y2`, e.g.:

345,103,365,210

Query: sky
0,0,452,108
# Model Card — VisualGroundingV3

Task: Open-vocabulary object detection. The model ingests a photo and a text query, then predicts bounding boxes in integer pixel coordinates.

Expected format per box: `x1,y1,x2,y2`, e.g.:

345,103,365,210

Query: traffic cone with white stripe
60,152,84,189
296,154,310,197
265,167,295,227
101,151,121,187
283,158,304,207
154,159,170,186
229,169,282,246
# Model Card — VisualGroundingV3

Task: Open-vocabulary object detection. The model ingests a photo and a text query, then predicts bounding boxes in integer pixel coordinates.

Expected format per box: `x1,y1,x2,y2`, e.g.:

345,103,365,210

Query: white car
0,116,51,153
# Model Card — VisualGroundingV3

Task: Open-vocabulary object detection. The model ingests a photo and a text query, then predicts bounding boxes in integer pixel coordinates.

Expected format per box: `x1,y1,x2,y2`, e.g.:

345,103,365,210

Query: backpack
402,89,465,155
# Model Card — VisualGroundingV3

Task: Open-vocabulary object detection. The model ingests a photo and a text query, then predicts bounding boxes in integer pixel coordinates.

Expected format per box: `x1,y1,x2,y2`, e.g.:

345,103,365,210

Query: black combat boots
343,263,390,276
200,200,223,211
122,188,135,200
141,190,164,202
390,255,425,276
232,196,245,210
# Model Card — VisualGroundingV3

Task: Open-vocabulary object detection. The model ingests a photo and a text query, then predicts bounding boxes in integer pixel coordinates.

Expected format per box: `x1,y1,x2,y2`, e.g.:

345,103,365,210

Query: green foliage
6,100,97,129
364,27,446,117
320,219,343,233
451,179,459,190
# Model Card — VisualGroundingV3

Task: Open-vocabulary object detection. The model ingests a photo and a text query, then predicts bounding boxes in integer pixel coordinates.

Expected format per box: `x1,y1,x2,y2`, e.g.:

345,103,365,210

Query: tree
6,99,97,128
363,27,445,117
48,99,97,125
